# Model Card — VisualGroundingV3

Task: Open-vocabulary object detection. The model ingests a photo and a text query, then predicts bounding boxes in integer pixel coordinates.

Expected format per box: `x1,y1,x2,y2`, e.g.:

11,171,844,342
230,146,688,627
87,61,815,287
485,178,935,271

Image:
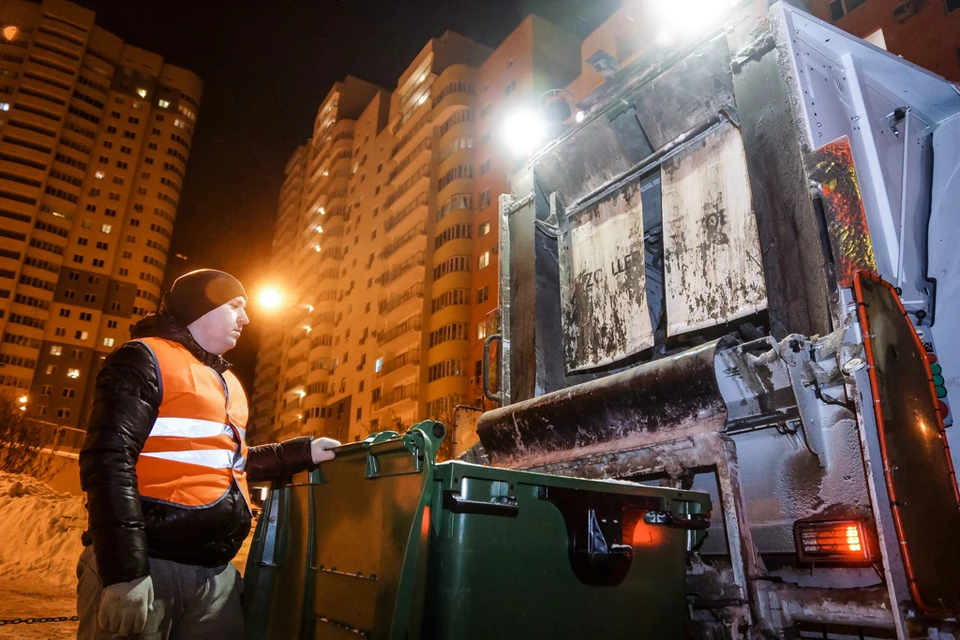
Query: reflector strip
151,417,229,438
141,449,235,469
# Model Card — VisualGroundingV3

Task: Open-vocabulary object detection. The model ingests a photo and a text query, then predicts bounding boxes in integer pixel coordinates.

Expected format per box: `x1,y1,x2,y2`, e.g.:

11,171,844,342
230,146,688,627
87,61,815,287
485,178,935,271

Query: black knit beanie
162,269,247,327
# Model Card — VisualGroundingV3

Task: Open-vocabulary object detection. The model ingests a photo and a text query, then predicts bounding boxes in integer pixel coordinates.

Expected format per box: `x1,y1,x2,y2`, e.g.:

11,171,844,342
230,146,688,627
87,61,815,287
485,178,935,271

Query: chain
0,615,79,625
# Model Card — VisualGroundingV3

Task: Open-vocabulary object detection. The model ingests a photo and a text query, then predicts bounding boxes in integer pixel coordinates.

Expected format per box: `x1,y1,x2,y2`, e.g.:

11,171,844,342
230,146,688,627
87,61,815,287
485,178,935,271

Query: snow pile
0,472,86,588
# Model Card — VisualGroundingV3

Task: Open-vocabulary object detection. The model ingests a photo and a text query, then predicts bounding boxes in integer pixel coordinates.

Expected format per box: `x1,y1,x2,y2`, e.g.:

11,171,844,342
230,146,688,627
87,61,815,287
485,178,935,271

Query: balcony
373,383,419,411
388,138,431,183
378,251,425,288
391,113,432,159
384,165,429,210
377,314,422,347
283,375,306,393
377,348,420,380
380,221,425,260
384,193,428,234
378,282,424,316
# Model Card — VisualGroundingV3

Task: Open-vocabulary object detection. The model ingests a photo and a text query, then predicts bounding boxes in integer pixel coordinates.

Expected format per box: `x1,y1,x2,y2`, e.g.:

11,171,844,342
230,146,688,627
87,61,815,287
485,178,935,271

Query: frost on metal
559,182,654,373
662,122,767,335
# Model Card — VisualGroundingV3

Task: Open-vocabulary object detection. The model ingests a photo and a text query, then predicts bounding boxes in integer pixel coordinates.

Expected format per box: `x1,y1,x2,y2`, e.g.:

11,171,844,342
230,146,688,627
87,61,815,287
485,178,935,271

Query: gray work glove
311,437,341,464
98,575,154,636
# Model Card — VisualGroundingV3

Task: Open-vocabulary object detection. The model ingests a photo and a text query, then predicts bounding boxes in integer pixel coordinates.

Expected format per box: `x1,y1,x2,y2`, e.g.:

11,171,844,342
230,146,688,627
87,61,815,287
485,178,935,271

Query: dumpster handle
644,510,711,530
483,333,502,405
442,490,519,517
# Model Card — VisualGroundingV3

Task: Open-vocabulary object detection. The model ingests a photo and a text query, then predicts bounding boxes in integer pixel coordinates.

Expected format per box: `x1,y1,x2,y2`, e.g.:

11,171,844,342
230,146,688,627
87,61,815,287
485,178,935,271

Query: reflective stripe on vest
135,337,250,510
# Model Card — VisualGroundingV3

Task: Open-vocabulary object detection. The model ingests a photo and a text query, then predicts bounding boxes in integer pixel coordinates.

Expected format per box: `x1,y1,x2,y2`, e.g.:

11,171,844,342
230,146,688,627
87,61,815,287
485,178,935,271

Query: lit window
479,221,490,237
101,224,112,233
94,171,104,180
2,26,19,41
478,322,488,340
478,251,490,270
158,99,170,108
50,346,61,356
136,88,147,98
46,365,56,375
103,337,115,347
374,357,383,373
0,102,9,111
67,368,80,379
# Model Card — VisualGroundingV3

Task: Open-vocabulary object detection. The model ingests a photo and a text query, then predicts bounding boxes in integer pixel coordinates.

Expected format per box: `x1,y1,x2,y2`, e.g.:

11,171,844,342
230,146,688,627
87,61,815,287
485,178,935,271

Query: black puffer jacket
79,310,315,586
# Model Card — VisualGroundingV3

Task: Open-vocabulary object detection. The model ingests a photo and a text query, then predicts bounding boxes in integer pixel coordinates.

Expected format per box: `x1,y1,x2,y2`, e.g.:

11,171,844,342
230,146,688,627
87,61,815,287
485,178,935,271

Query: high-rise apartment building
250,21,581,445
0,0,200,430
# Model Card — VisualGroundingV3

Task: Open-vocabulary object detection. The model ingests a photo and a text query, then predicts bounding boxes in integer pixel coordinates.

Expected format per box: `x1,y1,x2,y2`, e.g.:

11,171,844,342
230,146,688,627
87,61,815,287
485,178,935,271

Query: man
78,269,339,639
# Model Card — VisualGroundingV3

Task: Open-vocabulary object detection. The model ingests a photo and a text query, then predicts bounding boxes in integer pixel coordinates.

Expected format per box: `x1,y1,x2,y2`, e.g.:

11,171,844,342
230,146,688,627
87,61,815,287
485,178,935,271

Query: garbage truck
469,2,960,638
244,2,960,638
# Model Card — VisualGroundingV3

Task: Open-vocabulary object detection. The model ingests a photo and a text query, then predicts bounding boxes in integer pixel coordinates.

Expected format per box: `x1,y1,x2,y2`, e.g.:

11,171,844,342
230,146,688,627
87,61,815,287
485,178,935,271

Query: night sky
75,0,619,388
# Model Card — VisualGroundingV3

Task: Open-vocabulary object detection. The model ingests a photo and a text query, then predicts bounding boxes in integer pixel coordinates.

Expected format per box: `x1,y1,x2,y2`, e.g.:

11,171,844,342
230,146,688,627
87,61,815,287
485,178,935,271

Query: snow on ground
0,471,255,637
0,471,86,589
0,471,84,638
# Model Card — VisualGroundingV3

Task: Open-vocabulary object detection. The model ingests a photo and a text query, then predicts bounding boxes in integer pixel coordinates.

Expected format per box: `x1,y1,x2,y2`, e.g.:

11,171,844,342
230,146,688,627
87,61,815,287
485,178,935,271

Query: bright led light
17,396,27,404
653,0,732,46
575,111,585,123
136,88,147,98
316,225,323,233
314,244,321,253
258,288,282,310
3,26,19,41
501,109,547,156
416,94,428,105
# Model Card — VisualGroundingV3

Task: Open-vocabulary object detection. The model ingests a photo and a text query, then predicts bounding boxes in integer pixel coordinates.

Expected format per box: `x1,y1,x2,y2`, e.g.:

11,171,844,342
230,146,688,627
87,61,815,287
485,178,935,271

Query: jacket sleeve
247,437,316,482
78,342,161,586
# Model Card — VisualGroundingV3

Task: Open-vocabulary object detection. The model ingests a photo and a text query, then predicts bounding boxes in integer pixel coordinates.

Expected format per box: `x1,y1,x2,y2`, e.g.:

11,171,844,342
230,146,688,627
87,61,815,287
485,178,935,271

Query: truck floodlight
501,109,547,156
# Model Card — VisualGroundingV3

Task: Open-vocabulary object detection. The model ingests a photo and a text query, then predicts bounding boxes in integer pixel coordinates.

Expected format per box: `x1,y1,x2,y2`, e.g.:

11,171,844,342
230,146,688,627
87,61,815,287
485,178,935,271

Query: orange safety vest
134,337,251,510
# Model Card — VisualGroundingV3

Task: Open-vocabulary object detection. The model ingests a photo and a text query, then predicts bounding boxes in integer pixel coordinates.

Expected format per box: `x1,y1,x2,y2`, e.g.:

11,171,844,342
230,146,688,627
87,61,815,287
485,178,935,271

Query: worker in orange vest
77,269,340,639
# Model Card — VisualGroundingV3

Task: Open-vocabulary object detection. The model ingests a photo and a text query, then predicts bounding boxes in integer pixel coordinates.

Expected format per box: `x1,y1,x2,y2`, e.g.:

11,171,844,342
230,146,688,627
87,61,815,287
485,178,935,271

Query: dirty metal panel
477,340,726,468
806,136,878,288
662,122,767,336
534,118,636,209
559,181,654,372
631,36,735,151
855,273,960,615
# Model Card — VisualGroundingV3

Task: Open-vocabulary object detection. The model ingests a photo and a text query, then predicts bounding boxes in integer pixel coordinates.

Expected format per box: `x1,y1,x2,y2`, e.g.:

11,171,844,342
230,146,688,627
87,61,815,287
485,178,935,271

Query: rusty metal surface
476,341,727,468
857,274,960,615
661,122,767,335
559,181,654,372
806,136,879,288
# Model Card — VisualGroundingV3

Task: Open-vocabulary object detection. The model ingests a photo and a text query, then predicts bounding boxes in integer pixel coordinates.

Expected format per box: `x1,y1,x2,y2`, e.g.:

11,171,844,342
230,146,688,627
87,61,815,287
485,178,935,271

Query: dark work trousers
76,546,245,640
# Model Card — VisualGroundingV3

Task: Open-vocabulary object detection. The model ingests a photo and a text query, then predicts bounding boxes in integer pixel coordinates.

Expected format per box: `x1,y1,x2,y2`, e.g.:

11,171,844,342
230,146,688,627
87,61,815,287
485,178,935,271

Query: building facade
250,22,582,445
0,0,200,429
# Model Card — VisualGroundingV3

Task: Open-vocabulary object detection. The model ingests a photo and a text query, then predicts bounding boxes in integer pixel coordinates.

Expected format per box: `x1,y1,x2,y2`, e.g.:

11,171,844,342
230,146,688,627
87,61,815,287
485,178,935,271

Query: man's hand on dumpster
311,437,341,464
98,574,154,636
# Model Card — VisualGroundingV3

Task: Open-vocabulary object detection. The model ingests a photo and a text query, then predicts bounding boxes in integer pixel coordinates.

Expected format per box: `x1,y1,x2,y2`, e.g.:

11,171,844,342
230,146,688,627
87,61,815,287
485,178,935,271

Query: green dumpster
244,422,711,639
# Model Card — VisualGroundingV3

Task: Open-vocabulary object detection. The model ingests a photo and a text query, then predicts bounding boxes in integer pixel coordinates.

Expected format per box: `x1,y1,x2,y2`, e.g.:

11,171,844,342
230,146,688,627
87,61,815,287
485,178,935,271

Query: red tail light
794,519,873,563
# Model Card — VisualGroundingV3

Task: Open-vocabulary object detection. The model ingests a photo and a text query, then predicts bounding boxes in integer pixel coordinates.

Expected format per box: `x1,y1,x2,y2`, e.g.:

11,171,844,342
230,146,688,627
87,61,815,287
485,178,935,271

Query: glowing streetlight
258,288,283,310
501,109,548,156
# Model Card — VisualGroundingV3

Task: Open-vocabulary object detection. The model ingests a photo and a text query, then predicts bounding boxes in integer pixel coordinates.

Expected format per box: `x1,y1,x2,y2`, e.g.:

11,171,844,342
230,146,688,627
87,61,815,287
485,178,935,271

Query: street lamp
257,288,283,311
